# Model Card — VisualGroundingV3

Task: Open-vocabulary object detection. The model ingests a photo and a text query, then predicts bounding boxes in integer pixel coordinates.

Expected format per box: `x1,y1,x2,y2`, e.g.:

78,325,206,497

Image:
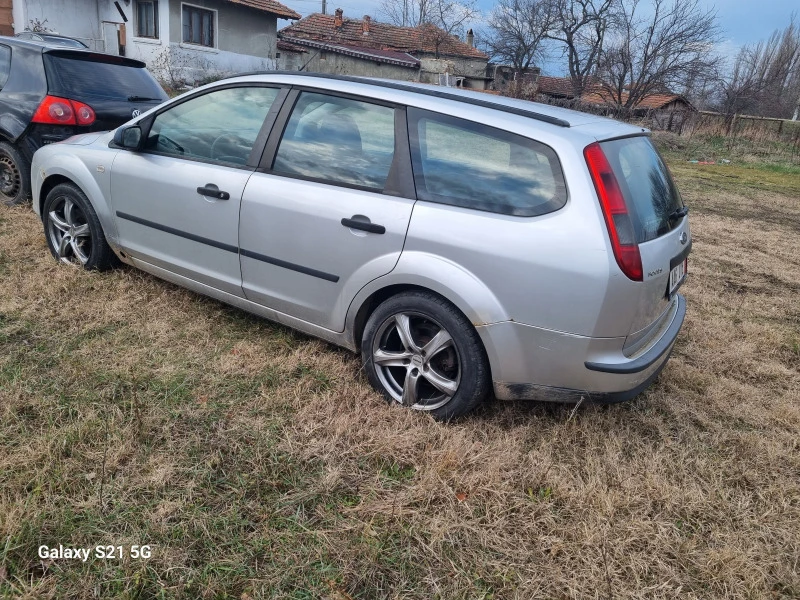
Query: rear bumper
477,294,685,402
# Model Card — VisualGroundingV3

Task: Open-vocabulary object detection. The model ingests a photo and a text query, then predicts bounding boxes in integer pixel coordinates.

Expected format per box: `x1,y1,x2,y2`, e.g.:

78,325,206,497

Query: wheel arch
346,254,510,353
33,154,120,246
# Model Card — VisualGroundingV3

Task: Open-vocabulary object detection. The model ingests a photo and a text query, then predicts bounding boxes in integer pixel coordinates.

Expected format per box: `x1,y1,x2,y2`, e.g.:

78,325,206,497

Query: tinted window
44,55,167,101
0,45,10,89
145,86,280,166
601,136,684,243
408,108,567,217
273,92,395,191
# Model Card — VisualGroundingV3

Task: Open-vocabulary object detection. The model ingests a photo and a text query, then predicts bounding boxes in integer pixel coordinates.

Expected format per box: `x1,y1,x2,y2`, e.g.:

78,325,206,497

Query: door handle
197,184,230,200
341,217,386,234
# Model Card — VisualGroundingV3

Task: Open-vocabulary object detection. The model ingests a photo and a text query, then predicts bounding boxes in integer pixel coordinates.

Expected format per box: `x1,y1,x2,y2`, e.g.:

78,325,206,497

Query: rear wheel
42,183,117,270
0,141,30,206
362,291,490,421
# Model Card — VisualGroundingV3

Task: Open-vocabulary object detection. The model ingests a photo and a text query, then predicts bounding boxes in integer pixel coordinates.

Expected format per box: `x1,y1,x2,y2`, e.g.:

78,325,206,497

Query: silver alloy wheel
372,311,461,411
0,154,20,198
47,195,92,265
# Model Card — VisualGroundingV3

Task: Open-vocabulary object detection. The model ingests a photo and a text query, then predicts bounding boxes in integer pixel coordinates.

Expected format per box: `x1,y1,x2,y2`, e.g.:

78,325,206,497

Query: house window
182,4,215,47
135,0,158,38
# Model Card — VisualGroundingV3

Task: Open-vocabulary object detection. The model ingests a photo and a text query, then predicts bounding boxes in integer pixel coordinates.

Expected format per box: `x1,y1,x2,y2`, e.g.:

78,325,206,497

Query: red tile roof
226,0,300,20
281,36,420,67
581,90,694,111
536,76,576,97
536,76,694,111
277,39,308,53
279,13,487,60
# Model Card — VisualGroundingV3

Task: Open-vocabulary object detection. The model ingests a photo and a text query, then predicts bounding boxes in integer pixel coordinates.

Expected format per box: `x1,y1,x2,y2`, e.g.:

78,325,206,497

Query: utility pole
403,0,408,26
322,0,327,15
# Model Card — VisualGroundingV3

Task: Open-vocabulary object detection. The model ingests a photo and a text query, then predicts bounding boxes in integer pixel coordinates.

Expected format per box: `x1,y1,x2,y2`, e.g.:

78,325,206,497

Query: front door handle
197,184,230,200
341,216,386,234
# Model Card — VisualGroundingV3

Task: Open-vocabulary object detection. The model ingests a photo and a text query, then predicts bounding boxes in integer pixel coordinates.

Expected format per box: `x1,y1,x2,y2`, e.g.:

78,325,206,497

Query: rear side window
408,108,567,217
272,91,396,191
600,136,684,243
43,54,166,101
0,45,11,89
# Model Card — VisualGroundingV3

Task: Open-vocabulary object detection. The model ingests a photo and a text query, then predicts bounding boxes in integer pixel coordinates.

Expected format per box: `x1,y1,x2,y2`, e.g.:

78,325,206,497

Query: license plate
669,258,687,295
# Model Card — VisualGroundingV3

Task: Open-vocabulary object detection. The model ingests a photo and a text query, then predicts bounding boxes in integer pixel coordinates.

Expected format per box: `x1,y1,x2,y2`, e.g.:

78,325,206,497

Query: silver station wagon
31,72,691,420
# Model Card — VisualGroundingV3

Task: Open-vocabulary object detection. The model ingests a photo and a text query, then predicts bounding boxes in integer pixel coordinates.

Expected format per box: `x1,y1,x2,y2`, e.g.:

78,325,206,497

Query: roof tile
279,13,486,59
226,0,300,20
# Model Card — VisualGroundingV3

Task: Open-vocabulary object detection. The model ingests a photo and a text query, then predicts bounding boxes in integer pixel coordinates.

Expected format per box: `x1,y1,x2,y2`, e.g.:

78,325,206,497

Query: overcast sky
278,0,796,71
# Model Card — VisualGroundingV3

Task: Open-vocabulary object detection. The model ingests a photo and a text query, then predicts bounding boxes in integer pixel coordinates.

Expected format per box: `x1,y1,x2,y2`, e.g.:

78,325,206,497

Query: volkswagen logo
679,231,688,245
131,109,141,118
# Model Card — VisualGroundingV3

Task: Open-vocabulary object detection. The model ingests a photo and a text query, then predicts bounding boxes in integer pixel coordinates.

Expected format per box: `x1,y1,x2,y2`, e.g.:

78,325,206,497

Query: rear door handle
197,184,230,200
341,217,386,235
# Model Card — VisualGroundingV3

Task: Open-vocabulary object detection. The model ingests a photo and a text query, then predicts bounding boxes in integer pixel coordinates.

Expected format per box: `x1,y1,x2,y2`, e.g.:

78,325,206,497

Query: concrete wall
12,0,122,52
10,0,278,81
168,0,276,59
278,49,418,81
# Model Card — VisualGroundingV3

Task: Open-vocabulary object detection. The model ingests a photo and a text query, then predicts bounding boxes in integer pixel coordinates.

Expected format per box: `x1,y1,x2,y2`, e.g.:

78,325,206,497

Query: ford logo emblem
679,232,688,245
131,109,141,118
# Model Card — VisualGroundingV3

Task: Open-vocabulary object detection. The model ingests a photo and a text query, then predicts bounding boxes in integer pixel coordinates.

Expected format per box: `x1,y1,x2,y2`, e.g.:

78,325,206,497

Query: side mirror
113,126,142,150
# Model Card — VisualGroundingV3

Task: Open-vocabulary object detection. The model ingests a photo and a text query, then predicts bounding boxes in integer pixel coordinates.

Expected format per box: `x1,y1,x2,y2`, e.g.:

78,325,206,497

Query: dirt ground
0,152,798,599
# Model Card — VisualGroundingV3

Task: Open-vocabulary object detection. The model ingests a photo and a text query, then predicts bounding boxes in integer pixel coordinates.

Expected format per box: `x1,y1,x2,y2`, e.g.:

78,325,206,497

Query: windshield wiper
127,95,160,102
669,206,689,221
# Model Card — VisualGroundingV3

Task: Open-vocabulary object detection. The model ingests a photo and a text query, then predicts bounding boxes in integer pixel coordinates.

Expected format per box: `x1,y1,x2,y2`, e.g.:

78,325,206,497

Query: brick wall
0,0,12,37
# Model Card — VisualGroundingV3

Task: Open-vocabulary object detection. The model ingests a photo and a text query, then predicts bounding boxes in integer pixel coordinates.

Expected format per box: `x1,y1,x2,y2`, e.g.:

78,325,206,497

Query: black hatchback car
0,37,168,205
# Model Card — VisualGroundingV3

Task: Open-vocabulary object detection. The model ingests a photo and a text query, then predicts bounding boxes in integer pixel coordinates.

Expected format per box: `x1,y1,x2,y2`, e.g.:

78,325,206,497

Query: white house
9,0,300,83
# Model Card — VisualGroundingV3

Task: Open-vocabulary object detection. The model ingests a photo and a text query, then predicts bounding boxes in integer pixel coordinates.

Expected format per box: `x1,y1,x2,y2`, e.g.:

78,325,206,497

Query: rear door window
600,136,684,243
43,54,166,101
408,108,567,217
272,91,396,191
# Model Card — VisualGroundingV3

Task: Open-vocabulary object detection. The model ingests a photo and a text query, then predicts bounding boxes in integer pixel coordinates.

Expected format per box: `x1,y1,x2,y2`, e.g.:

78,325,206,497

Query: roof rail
223,71,571,128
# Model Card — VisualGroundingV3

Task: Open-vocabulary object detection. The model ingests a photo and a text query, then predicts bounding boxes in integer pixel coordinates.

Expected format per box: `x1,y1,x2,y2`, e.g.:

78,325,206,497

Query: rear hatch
39,50,167,134
588,135,691,347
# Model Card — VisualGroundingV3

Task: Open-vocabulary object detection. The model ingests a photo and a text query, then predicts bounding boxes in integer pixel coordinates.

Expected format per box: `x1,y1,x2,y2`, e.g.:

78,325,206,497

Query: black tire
42,183,117,271
0,141,31,206
361,290,490,421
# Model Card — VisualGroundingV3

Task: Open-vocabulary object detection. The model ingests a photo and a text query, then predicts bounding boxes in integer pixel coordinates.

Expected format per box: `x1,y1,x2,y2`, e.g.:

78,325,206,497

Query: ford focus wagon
31,72,690,420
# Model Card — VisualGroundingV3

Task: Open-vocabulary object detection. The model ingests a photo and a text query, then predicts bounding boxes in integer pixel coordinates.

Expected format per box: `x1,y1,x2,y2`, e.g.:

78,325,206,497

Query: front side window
408,108,567,217
272,92,396,191
136,0,159,38
144,86,280,166
182,4,214,47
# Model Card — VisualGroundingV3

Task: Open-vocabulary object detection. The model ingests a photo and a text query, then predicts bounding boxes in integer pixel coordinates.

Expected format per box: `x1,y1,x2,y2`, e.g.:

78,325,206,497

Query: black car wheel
362,291,490,421
42,183,117,270
0,141,30,206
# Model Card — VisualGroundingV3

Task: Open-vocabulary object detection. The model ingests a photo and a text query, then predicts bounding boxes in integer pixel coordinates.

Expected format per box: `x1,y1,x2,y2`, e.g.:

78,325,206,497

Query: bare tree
547,0,615,98
379,0,481,57
486,0,556,72
595,0,721,109
718,18,800,119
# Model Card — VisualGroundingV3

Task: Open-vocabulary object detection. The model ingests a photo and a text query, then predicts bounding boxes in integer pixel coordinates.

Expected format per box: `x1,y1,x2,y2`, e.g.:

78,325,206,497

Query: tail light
584,142,643,281
32,95,96,126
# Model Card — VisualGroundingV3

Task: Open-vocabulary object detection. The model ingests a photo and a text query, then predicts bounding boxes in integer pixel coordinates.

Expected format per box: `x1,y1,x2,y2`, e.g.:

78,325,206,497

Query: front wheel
361,291,490,421
42,183,117,270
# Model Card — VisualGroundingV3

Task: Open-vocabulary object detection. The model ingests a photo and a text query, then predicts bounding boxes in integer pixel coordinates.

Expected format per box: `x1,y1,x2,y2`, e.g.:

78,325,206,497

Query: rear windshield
43,55,167,102
600,136,684,243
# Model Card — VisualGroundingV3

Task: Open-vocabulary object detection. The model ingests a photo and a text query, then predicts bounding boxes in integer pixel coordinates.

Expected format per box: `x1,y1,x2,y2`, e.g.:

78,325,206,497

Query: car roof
223,71,646,136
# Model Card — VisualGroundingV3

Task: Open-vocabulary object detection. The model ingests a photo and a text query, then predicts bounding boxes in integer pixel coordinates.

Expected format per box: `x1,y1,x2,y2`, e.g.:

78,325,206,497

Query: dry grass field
1,144,798,599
